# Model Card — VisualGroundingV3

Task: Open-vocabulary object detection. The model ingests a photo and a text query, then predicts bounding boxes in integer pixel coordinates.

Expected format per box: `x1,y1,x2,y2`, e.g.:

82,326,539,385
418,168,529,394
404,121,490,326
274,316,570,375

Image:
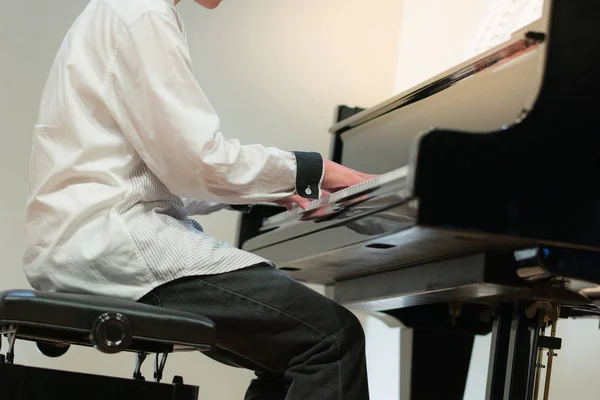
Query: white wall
178,0,402,242
0,0,402,398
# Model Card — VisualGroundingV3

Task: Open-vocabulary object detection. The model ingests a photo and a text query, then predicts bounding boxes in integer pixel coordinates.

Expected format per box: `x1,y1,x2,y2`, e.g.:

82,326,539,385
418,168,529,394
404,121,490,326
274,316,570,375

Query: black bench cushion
0,290,216,352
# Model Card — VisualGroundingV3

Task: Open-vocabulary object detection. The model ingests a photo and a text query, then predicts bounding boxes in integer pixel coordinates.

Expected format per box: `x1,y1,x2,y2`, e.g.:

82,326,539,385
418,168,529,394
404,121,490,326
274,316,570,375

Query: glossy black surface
0,290,216,354
485,302,542,400
325,252,598,312
330,105,364,164
242,171,414,280
414,0,600,249
330,35,543,136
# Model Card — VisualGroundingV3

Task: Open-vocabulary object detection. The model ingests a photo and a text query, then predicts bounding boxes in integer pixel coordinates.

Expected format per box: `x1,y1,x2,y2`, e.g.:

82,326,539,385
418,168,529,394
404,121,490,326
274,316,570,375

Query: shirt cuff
292,151,324,200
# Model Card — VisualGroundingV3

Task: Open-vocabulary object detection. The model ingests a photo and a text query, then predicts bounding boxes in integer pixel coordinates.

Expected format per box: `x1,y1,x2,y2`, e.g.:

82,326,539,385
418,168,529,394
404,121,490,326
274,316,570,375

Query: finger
291,195,311,209
274,199,296,212
322,173,378,193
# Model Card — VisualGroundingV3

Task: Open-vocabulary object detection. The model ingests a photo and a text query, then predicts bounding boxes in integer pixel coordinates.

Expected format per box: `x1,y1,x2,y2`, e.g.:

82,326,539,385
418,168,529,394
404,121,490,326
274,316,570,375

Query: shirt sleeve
180,198,230,215
102,11,323,204
180,198,252,215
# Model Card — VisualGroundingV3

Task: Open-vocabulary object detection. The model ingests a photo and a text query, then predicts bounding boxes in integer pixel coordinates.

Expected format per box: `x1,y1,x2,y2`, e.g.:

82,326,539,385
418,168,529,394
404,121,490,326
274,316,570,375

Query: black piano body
237,1,600,399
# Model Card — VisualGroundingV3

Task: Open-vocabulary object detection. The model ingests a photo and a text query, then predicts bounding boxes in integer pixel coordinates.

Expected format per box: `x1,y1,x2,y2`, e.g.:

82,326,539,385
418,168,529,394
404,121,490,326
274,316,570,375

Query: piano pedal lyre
530,303,561,400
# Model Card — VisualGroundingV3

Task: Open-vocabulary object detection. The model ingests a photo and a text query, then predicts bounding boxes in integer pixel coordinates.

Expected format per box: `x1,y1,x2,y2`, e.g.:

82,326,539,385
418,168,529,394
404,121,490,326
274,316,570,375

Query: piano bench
0,289,217,400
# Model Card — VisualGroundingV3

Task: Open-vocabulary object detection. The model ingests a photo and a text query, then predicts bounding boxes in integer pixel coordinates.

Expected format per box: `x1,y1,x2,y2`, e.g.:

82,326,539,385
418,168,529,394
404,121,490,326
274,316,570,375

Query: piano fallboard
242,169,595,286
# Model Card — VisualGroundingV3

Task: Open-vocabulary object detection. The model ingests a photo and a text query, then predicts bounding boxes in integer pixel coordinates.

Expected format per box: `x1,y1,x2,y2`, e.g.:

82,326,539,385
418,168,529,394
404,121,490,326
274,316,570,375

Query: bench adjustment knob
90,312,132,354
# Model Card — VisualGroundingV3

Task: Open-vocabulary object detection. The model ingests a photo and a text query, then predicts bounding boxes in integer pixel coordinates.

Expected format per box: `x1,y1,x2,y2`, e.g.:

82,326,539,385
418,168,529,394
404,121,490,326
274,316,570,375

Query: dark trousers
138,263,369,400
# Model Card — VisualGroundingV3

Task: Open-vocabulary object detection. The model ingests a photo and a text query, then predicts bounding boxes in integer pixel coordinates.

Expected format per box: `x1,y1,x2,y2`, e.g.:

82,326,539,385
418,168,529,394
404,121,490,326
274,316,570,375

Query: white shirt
23,0,322,300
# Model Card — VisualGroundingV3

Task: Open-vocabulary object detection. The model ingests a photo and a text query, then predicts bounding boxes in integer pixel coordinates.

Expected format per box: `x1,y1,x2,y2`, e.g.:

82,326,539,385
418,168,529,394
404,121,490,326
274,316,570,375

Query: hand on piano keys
266,166,410,228
321,159,377,192
274,160,377,211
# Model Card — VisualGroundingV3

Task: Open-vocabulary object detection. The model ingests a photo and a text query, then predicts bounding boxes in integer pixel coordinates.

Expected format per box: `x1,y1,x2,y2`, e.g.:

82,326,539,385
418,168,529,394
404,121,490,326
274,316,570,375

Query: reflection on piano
237,1,600,399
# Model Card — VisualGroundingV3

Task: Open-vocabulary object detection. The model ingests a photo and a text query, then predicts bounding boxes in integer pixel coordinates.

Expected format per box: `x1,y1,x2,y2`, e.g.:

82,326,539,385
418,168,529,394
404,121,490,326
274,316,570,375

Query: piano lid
329,2,551,137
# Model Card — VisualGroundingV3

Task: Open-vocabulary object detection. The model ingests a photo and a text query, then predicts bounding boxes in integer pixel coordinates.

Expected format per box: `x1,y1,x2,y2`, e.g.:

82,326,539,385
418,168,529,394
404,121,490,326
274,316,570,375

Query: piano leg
486,301,542,400
410,329,474,400
386,303,492,400
378,300,553,400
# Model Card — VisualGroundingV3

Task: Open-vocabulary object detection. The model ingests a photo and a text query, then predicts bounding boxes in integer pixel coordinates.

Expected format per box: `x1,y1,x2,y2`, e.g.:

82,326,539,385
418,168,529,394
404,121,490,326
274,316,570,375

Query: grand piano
237,1,600,399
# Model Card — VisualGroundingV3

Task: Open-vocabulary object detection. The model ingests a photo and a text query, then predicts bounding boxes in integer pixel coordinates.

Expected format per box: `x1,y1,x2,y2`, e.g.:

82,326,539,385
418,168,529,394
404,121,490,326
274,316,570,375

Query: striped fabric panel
118,157,268,286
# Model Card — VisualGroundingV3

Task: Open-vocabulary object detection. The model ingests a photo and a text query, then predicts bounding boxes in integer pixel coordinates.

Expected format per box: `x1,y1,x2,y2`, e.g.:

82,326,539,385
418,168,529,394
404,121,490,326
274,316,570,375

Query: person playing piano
23,0,373,398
